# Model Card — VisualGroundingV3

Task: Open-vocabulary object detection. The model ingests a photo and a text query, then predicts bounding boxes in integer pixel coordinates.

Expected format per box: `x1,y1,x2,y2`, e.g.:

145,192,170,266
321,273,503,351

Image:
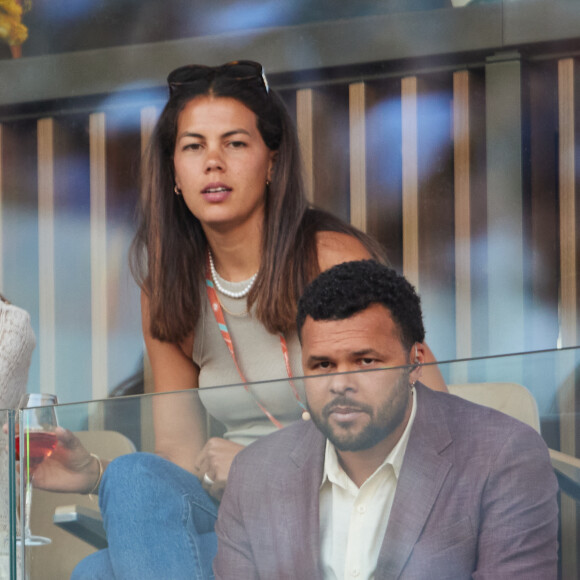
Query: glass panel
0,408,16,580
11,346,579,578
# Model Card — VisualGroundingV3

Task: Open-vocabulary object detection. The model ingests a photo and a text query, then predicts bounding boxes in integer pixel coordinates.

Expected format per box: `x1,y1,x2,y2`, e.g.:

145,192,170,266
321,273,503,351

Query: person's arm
29,291,204,492
143,291,244,489
142,290,206,475
474,426,559,579
30,289,233,493
315,231,447,392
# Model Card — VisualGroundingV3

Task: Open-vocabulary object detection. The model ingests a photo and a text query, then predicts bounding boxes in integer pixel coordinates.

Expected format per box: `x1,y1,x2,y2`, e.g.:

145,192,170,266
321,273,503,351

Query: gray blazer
214,384,559,579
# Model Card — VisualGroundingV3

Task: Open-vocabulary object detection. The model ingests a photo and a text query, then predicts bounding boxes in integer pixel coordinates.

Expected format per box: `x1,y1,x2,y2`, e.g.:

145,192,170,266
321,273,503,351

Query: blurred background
0,0,577,401
2,1,580,577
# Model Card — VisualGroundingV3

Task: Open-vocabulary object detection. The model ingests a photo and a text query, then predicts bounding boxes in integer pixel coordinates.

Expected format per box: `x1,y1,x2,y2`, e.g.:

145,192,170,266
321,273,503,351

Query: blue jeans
71,453,218,580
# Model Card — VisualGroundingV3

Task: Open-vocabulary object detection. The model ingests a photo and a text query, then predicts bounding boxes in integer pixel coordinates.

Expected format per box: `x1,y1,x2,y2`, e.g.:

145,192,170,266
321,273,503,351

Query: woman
38,61,445,579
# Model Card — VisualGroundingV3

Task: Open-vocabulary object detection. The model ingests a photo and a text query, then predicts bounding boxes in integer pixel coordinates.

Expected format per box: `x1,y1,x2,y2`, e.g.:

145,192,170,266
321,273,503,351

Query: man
214,260,559,579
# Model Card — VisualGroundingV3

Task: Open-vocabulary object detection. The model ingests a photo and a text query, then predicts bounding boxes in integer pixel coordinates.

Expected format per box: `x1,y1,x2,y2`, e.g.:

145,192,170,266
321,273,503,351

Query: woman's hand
195,437,244,501
31,427,105,494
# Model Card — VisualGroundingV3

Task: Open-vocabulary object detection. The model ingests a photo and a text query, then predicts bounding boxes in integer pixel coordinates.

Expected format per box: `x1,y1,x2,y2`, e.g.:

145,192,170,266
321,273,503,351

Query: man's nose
329,373,356,395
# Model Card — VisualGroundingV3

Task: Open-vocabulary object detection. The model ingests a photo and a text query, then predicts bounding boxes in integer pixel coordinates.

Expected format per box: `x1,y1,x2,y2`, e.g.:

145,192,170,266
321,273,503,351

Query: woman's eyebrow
177,128,251,140
221,129,251,138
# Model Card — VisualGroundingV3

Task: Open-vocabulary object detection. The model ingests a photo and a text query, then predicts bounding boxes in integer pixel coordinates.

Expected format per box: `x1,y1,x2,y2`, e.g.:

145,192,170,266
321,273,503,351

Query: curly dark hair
296,260,425,350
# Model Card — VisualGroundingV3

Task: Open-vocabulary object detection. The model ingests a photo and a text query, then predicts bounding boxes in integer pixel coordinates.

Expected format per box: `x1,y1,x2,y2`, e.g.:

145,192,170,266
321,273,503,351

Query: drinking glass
16,393,59,546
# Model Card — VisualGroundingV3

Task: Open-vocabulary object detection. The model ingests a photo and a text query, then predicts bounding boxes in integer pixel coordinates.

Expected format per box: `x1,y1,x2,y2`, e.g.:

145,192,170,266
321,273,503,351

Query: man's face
301,303,422,452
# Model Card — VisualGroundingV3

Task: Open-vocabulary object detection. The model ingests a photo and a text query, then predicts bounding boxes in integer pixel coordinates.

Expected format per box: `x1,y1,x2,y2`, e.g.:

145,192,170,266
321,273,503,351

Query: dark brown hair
130,72,386,343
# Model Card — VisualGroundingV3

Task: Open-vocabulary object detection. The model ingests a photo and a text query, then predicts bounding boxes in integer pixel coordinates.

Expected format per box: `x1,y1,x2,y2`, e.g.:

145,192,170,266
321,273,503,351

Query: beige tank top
193,274,305,446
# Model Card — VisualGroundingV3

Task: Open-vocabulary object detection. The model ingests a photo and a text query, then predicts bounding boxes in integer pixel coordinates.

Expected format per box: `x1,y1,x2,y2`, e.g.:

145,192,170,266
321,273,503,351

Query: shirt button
357,505,366,514
351,569,360,577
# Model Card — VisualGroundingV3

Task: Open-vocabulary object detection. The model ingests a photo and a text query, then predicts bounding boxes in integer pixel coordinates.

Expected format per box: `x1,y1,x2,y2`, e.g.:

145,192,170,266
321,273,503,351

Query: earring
266,179,270,187
174,185,182,195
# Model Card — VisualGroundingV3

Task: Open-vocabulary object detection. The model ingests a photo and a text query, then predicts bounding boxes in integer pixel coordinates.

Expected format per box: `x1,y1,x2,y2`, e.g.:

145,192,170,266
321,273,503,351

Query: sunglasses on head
167,60,270,97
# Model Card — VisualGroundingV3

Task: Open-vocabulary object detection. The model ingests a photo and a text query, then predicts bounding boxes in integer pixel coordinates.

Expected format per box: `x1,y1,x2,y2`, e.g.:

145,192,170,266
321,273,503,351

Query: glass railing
4,346,580,578
0,408,16,580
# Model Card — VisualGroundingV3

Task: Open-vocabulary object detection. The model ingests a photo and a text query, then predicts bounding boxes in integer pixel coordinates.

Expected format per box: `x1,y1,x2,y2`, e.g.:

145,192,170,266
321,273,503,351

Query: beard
308,370,412,452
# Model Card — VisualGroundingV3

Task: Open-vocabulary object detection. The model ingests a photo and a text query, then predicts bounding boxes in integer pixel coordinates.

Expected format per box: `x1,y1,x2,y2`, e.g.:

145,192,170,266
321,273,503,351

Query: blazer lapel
376,385,453,579
280,421,326,578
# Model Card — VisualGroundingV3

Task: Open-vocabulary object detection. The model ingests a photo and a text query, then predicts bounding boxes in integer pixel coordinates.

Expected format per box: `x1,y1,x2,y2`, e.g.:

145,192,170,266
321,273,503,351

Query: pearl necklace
208,250,258,299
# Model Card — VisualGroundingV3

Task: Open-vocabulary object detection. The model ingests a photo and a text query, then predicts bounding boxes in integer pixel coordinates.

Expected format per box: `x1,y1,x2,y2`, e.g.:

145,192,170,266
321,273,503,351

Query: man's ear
409,342,426,384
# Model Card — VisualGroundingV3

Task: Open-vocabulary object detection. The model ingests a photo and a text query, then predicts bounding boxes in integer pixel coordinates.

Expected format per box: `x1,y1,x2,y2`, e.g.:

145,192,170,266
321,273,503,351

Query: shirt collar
321,386,417,489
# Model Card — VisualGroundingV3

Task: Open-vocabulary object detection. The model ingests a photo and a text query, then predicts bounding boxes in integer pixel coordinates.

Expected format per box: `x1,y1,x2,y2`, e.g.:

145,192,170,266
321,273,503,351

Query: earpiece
410,344,420,390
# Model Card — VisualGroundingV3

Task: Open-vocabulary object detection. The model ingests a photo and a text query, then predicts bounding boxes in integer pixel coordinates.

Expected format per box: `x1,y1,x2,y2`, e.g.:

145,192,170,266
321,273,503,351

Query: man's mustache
322,396,373,419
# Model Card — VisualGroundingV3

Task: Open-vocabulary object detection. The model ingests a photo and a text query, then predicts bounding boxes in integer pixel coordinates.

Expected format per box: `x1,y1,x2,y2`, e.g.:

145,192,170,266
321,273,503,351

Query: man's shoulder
415,383,547,453
236,419,322,464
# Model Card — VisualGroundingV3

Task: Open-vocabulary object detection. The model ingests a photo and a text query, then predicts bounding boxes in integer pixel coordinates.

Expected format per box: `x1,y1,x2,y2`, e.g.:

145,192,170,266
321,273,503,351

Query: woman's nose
204,148,224,172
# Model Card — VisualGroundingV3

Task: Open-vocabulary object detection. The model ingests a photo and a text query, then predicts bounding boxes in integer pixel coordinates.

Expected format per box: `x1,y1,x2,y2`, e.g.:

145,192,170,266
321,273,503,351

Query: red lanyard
204,253,306,429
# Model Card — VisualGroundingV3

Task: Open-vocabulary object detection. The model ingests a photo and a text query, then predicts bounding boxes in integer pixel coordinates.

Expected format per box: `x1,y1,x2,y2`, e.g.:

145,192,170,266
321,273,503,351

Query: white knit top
0,300,36,409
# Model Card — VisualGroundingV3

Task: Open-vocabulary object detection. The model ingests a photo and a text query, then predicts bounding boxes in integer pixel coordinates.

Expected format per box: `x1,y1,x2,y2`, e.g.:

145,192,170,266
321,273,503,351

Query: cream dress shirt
319,388,417,580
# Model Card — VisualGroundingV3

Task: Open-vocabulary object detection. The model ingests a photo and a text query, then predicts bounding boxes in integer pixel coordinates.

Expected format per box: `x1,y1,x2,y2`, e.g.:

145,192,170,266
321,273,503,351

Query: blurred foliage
0,0,29,47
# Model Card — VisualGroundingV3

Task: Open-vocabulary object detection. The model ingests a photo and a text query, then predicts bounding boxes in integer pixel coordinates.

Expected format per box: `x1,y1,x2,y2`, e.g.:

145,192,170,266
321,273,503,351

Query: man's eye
313,361,333,371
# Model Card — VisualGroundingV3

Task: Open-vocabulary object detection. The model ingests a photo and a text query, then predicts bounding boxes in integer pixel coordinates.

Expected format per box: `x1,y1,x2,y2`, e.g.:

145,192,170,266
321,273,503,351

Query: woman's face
173,95,276,234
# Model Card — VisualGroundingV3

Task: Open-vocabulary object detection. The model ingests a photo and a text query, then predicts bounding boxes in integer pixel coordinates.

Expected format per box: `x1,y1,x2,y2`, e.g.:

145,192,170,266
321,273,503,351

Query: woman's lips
201,184,232,203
